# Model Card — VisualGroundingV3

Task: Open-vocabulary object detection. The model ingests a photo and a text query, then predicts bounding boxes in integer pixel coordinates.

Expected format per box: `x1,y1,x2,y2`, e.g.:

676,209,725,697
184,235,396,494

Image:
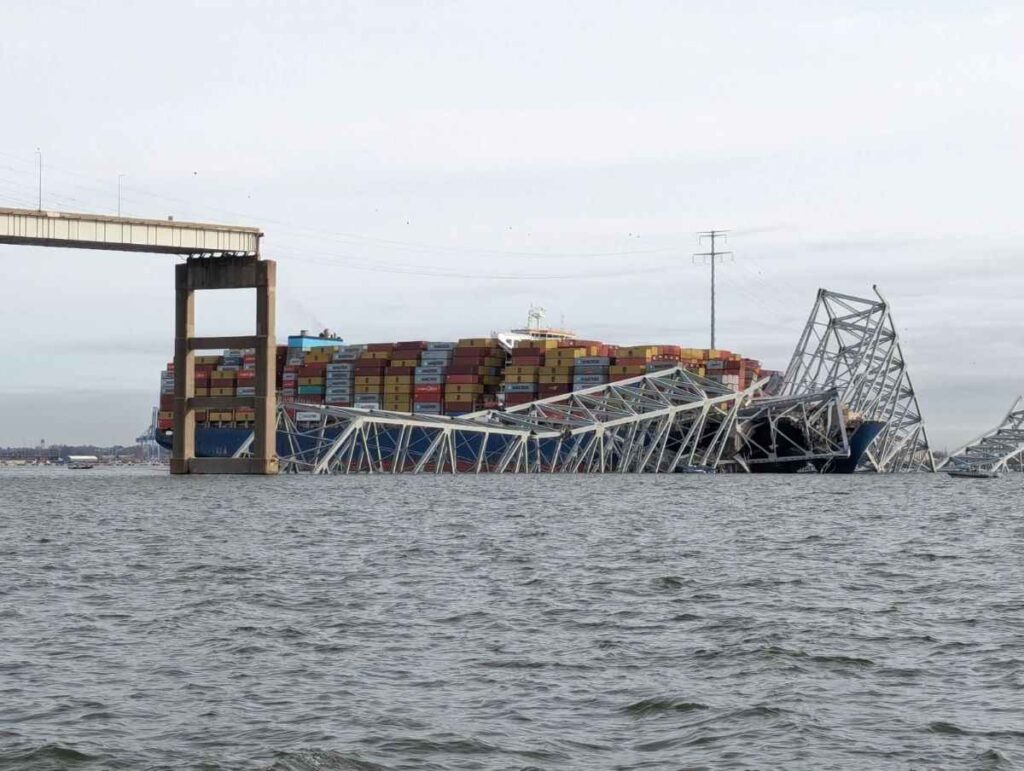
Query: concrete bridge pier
171,256,278,474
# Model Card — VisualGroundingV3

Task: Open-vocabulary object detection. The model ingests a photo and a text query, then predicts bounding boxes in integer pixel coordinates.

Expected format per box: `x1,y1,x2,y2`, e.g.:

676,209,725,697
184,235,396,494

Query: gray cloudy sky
1,1,1022,448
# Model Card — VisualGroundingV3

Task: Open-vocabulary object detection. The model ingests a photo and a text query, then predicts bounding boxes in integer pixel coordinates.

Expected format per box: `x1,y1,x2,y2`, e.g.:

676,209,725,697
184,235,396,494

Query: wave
622,697,710,717
0,744,97,770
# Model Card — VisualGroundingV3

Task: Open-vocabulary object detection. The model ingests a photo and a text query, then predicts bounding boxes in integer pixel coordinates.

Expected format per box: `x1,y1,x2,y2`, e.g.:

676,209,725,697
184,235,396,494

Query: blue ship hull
156,418,885,474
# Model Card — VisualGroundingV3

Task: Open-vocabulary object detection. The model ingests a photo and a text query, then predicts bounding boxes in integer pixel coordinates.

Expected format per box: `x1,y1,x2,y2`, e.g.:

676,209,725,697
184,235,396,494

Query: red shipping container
614,357,649,366
365,343,396,352
159,394,174,410
511,355,544,366
299,364,326,376
414,384,442,394
355,365,387,375
385,366,415,376
504,394,536,406
391,348,425,360
394,340,429,348
157,418,173,430
446,374,482,384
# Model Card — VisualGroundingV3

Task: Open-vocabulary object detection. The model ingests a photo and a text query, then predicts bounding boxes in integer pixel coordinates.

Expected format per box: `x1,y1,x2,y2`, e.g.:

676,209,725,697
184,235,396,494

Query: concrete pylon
171,256,278,474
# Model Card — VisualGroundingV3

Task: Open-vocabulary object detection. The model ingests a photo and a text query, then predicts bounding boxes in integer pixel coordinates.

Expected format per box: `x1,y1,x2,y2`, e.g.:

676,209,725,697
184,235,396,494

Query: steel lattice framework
733,389,850,471
940,397,1024,475
781,287,935,472
236,368,762,474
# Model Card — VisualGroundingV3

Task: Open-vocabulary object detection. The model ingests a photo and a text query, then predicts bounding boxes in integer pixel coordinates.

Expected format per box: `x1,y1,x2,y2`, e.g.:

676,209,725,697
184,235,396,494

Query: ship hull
157,418,885,474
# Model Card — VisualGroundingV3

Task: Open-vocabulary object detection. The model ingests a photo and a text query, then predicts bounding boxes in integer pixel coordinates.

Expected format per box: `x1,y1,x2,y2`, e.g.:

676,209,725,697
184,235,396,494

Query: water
1,468,1023,770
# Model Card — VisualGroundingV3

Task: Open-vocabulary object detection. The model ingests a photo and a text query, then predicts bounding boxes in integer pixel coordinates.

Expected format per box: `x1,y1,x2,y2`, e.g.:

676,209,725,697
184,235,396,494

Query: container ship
152,322,884,474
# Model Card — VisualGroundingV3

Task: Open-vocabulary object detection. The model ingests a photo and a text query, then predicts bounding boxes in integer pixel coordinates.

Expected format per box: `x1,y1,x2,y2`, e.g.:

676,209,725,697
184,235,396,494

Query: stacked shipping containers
325,345,365,406
157,332,766,430
414,342,456,415
503,339,555,406
445,338,504,414
383,341,425,412
354,343,393,410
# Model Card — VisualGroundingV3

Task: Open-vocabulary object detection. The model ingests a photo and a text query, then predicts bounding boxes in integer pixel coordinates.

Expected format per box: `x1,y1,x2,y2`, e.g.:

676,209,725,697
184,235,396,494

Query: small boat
946,467,1000,479
66,455,99,470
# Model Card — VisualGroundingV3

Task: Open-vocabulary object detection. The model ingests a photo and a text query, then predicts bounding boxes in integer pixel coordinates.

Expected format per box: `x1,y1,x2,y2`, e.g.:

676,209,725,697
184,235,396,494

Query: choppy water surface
1,468,1023,770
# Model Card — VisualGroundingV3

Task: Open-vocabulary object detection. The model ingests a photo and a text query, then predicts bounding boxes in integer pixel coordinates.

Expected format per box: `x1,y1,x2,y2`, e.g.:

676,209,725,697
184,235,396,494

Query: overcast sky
1,1,1022,448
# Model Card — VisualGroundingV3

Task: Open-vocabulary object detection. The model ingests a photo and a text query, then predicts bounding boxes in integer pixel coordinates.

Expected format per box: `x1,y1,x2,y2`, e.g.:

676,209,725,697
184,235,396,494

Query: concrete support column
170,265,196,474
170,255,278,475
254,260,278,474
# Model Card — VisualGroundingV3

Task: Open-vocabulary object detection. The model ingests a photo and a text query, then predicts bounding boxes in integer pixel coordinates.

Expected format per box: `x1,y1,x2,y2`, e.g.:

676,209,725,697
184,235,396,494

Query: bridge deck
0,207,261,256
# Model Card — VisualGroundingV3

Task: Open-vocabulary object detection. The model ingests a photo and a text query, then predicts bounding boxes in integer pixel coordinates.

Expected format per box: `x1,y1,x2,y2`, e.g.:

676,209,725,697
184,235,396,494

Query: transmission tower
693,230,733,349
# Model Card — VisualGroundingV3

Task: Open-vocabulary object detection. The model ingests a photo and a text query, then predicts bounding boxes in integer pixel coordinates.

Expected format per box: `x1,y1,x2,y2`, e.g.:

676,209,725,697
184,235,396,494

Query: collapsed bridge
220,286,938,474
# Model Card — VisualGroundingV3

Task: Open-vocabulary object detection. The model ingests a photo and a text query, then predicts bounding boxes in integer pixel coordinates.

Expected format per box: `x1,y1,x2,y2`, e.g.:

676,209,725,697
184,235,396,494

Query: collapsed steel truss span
941,397,1024,475
238,368,761,474
781,287,935,472
221,287,938,475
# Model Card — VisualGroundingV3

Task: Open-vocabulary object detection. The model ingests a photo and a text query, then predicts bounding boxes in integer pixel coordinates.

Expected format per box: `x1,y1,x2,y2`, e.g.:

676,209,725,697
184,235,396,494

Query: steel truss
940,397,1024,475
236,368,761,474
781,286,935,472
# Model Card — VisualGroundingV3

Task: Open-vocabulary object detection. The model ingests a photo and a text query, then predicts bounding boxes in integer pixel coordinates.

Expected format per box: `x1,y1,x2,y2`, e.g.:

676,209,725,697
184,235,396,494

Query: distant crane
136,407,166,463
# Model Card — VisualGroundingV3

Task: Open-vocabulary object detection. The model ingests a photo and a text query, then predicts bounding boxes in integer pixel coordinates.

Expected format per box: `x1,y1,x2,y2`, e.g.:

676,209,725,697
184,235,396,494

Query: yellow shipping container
609,365,645,376
210,386,235,396
539,366,573,375
305,352,331,363
539,375,572,384
194,387,209,397
505,365,539,375
355,376,383,385
211,370,235,380
298,377,324,386
365,351,391,360
457,337,494,347
548,347,587,358
616,346,656,358
384,383,413,394
515,338,560,350
504,374,539,384
446,384,484,394
355,384,384,393
385,375,413,384
158,410,174,420
196,355,221,365
390,358,419,367
482,375,501,386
